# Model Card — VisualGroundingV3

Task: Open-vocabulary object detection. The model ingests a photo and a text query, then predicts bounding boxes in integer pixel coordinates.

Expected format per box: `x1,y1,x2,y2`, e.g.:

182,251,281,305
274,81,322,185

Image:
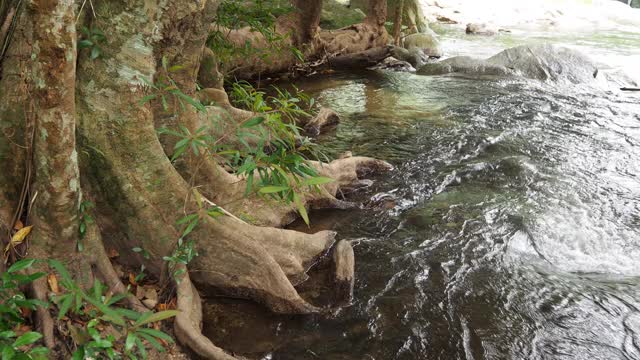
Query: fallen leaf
5,225,33,254
48,273,60,294
129,272,137,286
20,307,32,318
14,220,23,230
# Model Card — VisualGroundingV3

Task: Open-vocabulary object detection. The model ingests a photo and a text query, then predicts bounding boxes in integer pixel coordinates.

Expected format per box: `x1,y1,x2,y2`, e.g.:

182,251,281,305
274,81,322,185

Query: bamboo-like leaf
302,176,335,186
293,193,309,225
258,186,289,194
138,94,157,106
125,332,137,352
7,258,36,273
57,294,74,320
134,310,179,327
241,116,265,128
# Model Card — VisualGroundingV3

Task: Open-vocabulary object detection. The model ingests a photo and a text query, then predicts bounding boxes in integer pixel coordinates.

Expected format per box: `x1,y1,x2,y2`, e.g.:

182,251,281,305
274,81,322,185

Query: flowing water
204,20,640,360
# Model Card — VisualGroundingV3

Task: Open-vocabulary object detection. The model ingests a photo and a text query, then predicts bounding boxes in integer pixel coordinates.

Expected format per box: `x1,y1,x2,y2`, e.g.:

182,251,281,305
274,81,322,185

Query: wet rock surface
403,31,444,58
418,44,600,84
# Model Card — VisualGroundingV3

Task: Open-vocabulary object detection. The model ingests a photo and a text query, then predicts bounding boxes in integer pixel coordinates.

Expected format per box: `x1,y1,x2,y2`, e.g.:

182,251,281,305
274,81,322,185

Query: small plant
47,259,177,359
0,259,48,360
1,258,177,359
78,200,94,251
78,26,106,60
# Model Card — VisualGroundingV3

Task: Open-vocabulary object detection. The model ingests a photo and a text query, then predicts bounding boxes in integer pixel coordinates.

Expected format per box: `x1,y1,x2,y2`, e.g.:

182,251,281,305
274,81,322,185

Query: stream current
205,22,640,360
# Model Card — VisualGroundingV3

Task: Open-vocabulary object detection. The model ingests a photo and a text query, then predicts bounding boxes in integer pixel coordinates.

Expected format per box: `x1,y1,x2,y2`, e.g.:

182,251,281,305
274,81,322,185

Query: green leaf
161,56,169,71
90,46,100,60
13,332,42,347
78,39,93,49
134,310,179,327
181,218,198,238
135,337,147,358
161,95,169,111
72,347,84,360
81,294,125,326
293,193,309,225
137,332,164,352
302,176,335,186
125,332,137,352
7,259,36,273
48,260,72,283
57,294,73,319
29,346,49,357
176,214,198,225
258,186,289,194
174,92,205,112
138,94,157,106
2,346,15,359
0,331,16,339
136,328,174,343
241,116,265,128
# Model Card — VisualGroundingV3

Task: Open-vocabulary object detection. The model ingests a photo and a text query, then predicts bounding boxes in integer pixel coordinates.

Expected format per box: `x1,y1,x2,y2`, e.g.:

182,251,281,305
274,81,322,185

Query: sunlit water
204,20,640,360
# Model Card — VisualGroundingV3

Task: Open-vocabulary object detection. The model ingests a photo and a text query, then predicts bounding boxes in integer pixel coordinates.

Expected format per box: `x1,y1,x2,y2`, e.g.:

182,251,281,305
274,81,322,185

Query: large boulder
418,44,600,84
403,31,443,58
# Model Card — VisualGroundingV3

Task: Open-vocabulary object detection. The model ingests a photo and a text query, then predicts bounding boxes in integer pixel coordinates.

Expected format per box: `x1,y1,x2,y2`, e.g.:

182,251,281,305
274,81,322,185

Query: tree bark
210,0,390,80
392,0,405,45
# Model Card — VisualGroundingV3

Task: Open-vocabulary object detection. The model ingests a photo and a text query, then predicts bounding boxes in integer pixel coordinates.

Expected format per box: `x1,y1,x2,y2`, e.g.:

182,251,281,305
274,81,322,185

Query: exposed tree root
174,267,239,360
302,106,341,135
31,276,55,350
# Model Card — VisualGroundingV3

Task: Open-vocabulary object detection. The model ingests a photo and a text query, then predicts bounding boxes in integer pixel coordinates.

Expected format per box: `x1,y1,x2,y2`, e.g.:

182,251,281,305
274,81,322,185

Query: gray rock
392,46,430,68
465,23,498,36
370,56,416,72
403,31,443,58
418,55,512,76
418,44,600,84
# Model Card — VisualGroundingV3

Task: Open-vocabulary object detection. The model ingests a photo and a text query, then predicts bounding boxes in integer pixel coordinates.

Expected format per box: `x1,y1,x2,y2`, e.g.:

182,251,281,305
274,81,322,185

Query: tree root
174,266,239,360
302,107,341,136
31,276,55,350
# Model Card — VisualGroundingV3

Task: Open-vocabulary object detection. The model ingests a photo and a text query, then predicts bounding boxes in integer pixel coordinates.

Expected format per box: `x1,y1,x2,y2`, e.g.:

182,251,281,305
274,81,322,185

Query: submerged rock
418,44,600,84
403,31,443,58
369,56,416,72
304,107,340,135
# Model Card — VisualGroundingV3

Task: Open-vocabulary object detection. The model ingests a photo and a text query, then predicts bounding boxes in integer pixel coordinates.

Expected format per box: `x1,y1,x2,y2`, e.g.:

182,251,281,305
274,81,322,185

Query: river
203,8,640,360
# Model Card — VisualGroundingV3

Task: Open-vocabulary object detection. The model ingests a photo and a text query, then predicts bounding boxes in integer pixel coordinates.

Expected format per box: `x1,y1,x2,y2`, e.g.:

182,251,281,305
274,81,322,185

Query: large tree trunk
209,0,389,81
0,0,392,358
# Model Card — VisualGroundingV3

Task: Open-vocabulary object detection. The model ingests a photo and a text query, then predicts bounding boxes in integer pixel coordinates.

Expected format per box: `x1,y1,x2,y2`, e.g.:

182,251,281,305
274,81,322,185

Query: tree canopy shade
0,0,392,358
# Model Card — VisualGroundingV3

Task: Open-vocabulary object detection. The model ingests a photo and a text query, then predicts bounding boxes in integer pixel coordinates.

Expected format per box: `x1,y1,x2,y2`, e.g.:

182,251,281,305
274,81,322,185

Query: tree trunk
289,0,324,45
392,0,405,45
211,0,390,80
